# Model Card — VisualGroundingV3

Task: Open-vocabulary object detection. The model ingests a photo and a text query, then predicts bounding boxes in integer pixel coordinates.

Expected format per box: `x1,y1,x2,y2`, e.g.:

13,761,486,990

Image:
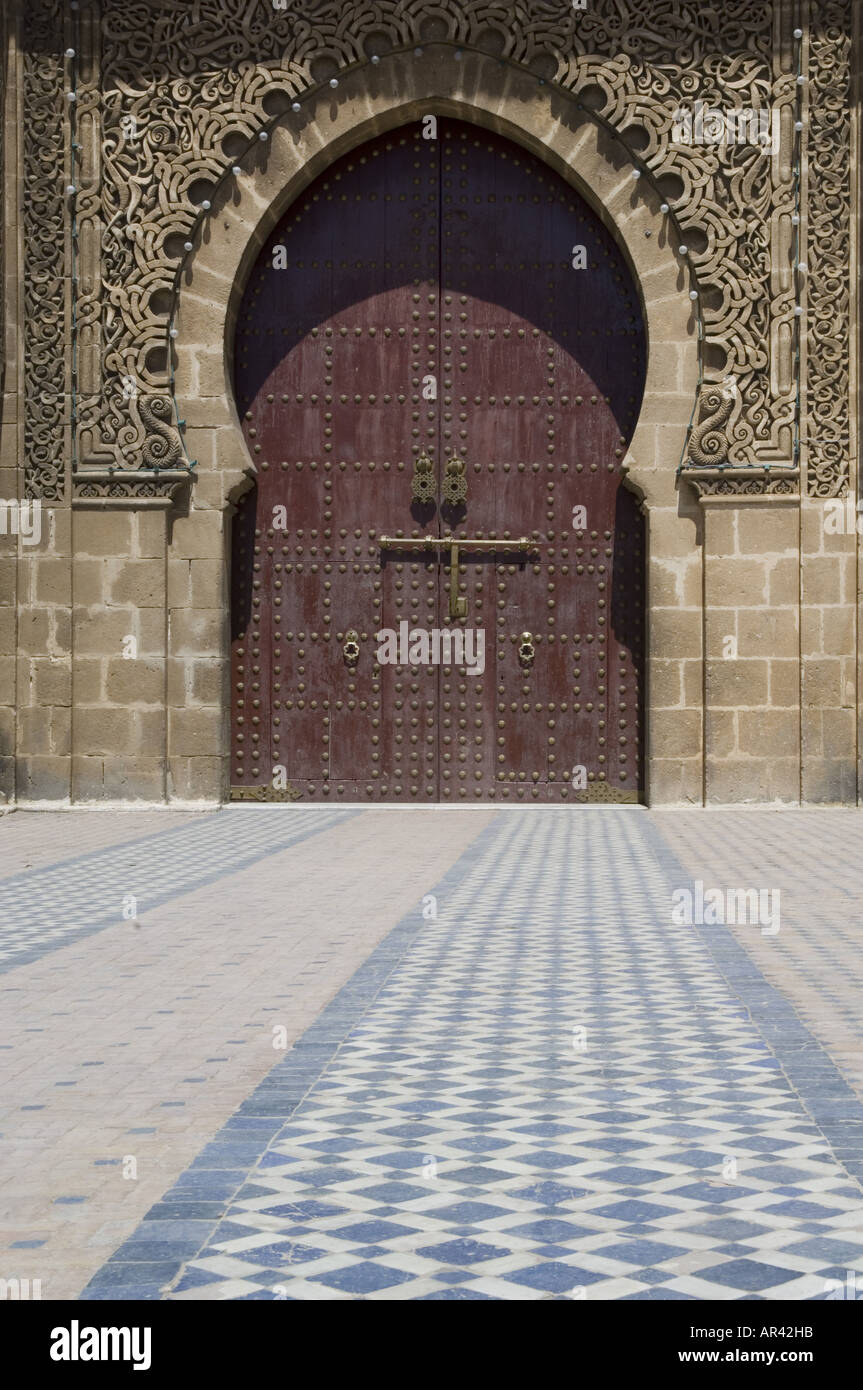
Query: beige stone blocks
175,291,225,350
645,501,704,804
15,531,73,801
769,659,799,707
75,706,164,756
736,508,798,555
801,657,846,708
821,706,856,759
705,558,771,608
104,658,164,705
15,756,72,802
72,754,166,802
802,554,843,605
705,756,798,804
768,557,799,606
71,657,103,705
705,709,736,758
167,657,223,708
164,508,227,800
645,342,687,393
634,393,699,427
168,755,225,802
30,658,71,706
650,709,701,761
179,395,233,431
74,606,164,661
74,512,165,563
0,654,14,707
32,557,71,606
18,704,70,758
0,603,15,655
186,559,225,609
168,607,225,658
73,607,143,655
137,512,167,560
73,510,135,557
17,578,71,649
72,560,110,607
707,659,769,707
168,707,224,759
0,551,15,595
648,758,702,806
701,501,801,804
736,609,799,657
737,709,799,757
194,351,229,400
108,559,165,607
796,501,858,803
650,557,700,607
647,658,684,708
169,509,225,562
650,607,702,659
64,512,169,801
190,467,235,512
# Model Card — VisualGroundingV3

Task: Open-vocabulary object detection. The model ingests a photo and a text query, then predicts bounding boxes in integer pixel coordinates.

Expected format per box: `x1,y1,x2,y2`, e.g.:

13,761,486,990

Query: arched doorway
229,118,647,802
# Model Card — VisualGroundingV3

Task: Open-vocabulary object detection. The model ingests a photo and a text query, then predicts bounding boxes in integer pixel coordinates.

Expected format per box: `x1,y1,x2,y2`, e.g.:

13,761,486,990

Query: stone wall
0,9,18,806
0,1,859,807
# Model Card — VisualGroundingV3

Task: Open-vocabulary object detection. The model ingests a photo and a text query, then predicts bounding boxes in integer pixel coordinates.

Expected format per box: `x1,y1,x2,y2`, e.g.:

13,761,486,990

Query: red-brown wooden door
231,120,646,803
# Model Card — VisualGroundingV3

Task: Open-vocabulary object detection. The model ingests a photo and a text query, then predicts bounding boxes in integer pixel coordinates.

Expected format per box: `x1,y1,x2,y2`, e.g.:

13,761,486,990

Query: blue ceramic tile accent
81,810,863,1300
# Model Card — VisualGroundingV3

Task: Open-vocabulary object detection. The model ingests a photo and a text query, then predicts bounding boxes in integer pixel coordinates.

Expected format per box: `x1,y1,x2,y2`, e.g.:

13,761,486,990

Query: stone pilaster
703,500,801,803
71,510,167,801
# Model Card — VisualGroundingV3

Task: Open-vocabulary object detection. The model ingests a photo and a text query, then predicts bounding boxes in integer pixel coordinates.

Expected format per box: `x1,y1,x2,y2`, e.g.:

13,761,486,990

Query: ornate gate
231,120,646,802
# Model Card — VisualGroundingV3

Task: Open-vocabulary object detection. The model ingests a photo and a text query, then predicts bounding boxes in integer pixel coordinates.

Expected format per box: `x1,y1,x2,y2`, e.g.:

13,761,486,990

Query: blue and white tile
0,807,355,970
82,810,863,1300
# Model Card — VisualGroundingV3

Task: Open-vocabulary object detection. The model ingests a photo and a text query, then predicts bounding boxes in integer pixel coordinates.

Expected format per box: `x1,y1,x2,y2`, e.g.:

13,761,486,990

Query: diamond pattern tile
81,811,863,1301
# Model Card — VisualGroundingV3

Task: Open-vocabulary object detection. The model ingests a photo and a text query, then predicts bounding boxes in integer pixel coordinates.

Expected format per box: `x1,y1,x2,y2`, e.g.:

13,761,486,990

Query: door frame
171,46,702,806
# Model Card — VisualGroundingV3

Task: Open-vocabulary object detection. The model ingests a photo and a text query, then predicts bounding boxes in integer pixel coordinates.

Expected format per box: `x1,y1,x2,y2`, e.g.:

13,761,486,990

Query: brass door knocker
442,455,468,505
411,450,436,503
518,631,536,666
343,629,360,666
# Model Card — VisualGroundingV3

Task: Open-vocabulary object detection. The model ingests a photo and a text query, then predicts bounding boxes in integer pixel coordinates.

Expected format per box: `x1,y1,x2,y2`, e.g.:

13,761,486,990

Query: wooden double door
231,119,646,802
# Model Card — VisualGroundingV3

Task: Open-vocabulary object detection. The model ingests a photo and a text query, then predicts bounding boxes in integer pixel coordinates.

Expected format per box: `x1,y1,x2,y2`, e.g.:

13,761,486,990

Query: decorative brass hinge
230,783,303,802
442,455,468,505
571,783,641,804
411,450,436,503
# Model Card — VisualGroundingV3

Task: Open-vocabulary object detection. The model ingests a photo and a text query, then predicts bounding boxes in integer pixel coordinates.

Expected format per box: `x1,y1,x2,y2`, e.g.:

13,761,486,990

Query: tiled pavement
0,806,356,971
656,809,863,1106
0,808,492,1298
1,806,862,1300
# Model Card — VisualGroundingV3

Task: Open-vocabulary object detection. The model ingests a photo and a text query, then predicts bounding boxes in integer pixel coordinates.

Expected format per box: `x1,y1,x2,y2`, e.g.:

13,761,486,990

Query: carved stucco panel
807,0,852,497
0,4,5,388
16,1,853,499
22,0,67,501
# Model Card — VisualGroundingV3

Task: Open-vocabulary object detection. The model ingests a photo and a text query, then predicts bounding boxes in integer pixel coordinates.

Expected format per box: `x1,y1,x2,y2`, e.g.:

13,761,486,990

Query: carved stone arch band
171,49,698,517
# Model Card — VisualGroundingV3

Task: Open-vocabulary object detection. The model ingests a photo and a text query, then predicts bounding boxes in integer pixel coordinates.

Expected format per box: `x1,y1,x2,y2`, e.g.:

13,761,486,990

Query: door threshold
227,800,646,811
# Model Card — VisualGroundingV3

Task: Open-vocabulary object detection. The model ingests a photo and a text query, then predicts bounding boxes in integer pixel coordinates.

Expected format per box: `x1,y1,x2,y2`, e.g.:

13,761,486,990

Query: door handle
442,455,468,506
519,631,536,666
411,450,436,503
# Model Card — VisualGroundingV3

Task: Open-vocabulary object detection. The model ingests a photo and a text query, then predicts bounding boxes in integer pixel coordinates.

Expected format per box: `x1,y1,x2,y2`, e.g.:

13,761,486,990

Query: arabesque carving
807,0,852,497
16,1,854,501
0,5,6,387
22,0,67,501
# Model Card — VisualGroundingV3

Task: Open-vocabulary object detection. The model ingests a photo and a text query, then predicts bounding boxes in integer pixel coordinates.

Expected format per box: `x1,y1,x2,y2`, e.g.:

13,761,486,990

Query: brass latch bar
379,537,536,551
379,536,538,620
